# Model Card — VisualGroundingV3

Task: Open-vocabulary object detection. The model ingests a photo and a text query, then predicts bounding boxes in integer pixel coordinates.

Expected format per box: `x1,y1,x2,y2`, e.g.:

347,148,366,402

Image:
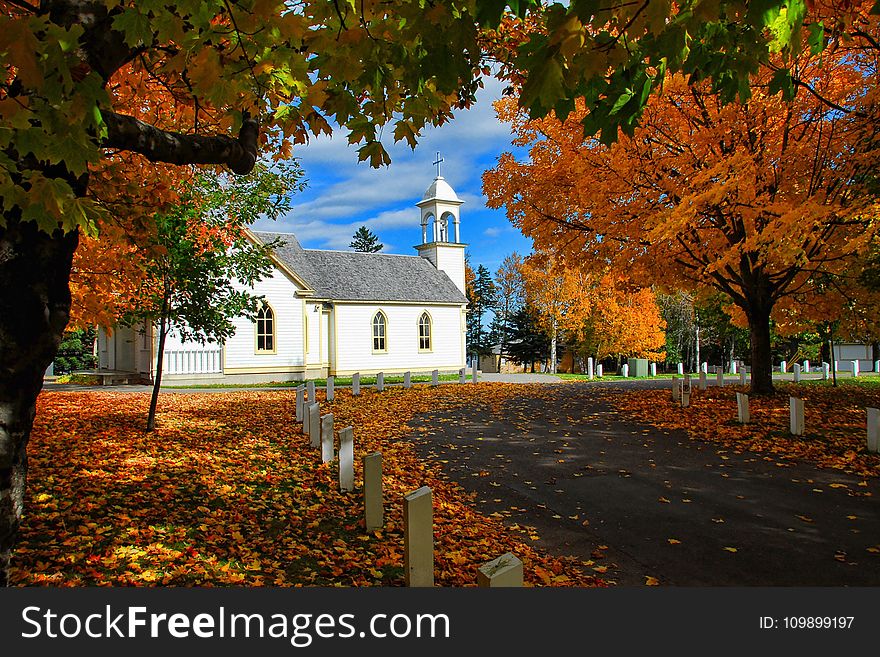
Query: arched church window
256,302,275,353
418,312,432,351
372,311,387,352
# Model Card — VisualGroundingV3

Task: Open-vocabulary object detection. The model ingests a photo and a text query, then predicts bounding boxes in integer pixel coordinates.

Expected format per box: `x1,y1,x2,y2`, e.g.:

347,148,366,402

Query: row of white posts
296,367,479,404
730,392,879,453
295,369,523,586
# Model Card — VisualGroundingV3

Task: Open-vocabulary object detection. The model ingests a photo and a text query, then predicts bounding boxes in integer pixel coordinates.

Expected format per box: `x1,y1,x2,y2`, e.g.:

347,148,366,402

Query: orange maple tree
520,253,665,370
484,27,880,393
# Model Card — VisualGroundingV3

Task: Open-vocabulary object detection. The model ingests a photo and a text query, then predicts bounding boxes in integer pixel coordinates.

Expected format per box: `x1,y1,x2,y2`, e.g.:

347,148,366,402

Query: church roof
252,232,467,304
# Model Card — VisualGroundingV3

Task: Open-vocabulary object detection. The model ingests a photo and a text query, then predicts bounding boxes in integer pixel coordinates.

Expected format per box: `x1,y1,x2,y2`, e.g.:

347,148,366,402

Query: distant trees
467,263,497,358
350,226,383,253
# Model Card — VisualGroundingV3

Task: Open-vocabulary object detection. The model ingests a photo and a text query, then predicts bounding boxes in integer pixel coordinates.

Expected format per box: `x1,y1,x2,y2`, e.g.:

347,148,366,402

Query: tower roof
420,176,462,204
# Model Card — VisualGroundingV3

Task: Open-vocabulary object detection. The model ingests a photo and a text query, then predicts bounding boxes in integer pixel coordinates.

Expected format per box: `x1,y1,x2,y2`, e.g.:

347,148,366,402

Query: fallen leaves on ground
10,384,606,588
609,384,880,478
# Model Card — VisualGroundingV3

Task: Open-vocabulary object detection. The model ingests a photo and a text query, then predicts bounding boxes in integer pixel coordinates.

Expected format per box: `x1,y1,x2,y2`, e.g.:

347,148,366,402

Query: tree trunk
147,309,169,432
0,219,79,585
550,319,557,374
746,304,774,394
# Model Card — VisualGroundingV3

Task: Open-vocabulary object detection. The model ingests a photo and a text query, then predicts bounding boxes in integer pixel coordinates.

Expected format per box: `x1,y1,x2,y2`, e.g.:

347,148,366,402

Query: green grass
162,373,467,389
554,373,671,381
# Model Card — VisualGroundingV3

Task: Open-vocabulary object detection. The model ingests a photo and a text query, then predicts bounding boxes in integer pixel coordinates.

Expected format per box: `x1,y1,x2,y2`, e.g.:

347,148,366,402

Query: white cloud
484,227,502,237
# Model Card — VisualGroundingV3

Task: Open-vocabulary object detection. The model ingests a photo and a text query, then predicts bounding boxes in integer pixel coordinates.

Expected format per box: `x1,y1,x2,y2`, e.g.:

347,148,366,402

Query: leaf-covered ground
609,381,880,479
10,384,606,587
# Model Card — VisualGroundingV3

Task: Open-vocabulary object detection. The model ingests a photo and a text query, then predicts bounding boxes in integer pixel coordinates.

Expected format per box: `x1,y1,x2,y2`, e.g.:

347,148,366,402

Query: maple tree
123,164,299,432
485,27,880,393
0,0,538,585
1,0,873,587
520,253,665,371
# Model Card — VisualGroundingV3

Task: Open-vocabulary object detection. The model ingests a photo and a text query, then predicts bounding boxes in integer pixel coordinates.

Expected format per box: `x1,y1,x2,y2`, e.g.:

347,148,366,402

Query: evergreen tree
467,264,497,357
506,305,551,372
350,226,384,252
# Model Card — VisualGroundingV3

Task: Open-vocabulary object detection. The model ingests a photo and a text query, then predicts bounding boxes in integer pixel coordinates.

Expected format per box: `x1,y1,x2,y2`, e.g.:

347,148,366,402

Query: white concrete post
621,363,629,378
803,359,810,374
472,361,478,384
431,369,439,386
403,486,433,587
352,372,360,396
309,403,321,448
716,370,724,387
321,413,334,463
677,363,684,376
339,426,354,491
793,363,801,383
295,385,305,423
730,361,737,375
701,362,708,374
867,408,880,454
376,372,384,391
326,376,335,402
404,371,411,388
790,397,805,436
307,380,316,403
459,368,466,384
650,362,657,377
736,392,750,424
834,360,839,373
875,360,880,374
698,371,707,391
822,362,830,380
477,553,523,587
671,376,680,401
739,370,747,386
852,360,860,378
363,451,383,529
302,397,310,436
597,364,603,378
780,360,787,374
680,375,691,408
587,357,594,380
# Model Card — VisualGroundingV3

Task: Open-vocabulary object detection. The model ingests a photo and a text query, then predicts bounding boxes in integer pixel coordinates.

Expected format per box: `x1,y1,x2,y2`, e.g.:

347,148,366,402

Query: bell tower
415,153,467,294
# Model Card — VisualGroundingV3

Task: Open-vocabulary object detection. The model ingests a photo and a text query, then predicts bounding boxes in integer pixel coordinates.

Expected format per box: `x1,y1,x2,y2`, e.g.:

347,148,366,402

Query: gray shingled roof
253,232,467,304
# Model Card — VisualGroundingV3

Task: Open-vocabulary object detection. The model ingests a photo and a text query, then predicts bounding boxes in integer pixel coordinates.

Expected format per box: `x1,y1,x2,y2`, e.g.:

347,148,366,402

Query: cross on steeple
433,151,444,178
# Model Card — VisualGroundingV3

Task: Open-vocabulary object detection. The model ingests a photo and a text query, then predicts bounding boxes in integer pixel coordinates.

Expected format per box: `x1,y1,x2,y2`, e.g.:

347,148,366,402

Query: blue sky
253,77,533,275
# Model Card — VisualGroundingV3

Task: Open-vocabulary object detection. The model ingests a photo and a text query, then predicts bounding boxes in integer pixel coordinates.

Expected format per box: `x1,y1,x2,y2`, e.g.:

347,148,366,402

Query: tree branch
102,111,259,175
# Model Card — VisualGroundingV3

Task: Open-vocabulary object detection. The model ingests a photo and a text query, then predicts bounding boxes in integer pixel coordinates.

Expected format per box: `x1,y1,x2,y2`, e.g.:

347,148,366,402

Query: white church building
97,174,469,384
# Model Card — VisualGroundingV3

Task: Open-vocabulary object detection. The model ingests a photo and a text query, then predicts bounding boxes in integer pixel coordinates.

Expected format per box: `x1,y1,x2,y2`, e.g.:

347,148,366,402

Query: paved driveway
409,382,880,585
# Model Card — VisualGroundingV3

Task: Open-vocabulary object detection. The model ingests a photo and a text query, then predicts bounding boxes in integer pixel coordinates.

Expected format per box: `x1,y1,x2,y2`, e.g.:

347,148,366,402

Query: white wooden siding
434,246,466,295
305,302,322,365
333,303,466,374
223,269,305,370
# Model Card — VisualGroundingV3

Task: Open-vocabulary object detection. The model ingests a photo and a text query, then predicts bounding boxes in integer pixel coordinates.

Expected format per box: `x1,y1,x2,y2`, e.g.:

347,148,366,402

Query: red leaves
12,385,605,587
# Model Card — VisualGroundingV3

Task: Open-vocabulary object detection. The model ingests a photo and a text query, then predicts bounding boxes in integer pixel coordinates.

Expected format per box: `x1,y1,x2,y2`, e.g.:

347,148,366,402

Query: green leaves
112,8,155,48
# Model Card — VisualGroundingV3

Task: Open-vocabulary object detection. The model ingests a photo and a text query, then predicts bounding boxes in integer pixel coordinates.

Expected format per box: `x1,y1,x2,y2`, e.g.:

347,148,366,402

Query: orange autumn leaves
11,384,605,587
609,383,880,479
520,253,666,361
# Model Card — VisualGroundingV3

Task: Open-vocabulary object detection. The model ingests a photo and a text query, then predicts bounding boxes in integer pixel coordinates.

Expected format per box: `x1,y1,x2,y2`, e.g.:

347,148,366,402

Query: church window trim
418,311,432,352
372,311,388,353
255,301,276,354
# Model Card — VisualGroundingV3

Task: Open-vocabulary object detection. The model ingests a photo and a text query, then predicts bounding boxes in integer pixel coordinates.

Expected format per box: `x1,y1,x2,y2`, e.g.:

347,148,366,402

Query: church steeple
415,155,467,295
417,152,463,244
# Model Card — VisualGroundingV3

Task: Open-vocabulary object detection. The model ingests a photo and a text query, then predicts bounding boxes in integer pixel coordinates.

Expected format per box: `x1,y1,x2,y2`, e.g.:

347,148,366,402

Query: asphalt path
409,380,880,586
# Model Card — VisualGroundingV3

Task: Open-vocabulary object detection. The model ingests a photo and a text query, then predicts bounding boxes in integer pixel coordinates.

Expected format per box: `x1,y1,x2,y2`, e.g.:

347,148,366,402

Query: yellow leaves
658,496,671,504
13,385,607,588
723,547,738,553
667,538,681,545
645,575,660,586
